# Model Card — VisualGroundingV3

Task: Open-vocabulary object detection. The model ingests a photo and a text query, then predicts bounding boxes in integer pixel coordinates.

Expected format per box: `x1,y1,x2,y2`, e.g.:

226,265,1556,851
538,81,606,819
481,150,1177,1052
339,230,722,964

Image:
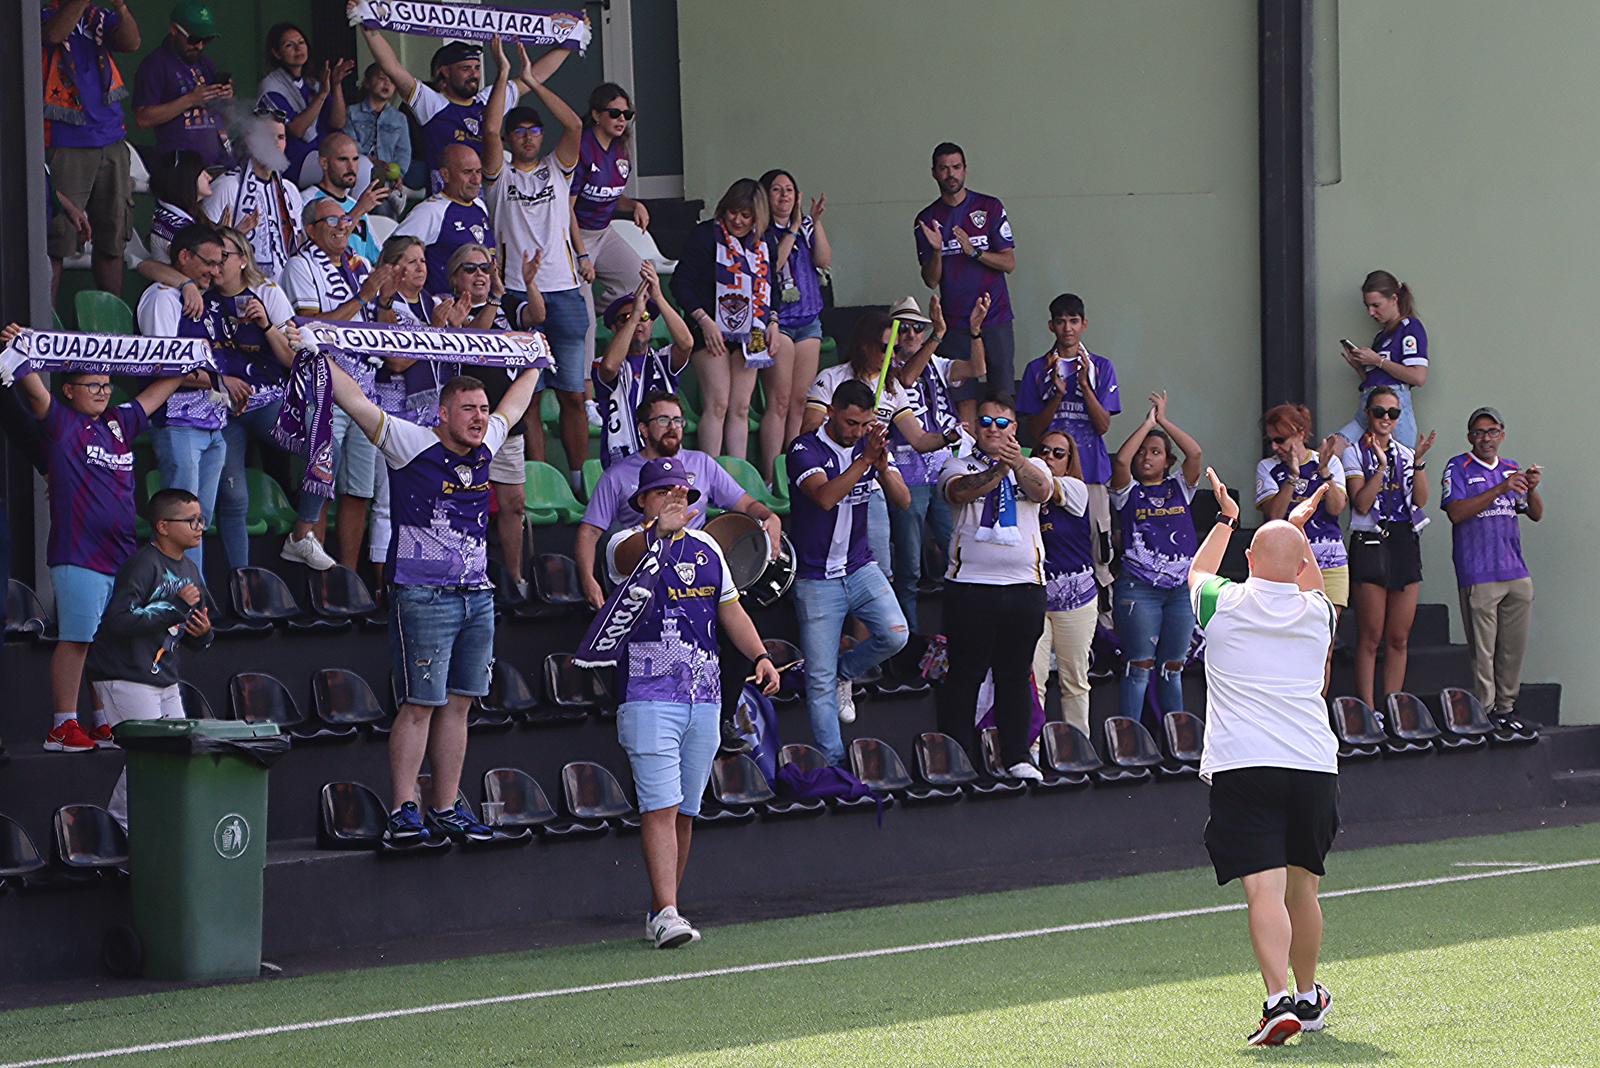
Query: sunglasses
455,262,492,275
978,415,1013,429
1037,446,1070,459
599,107,635,120
1368,406,1403,421
897,320,930,334
315,213,355,228
1268,435,1297,446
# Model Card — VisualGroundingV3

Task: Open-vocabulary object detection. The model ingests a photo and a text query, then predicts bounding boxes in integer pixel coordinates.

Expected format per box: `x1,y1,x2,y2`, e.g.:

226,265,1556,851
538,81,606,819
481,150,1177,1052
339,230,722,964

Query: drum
605,514,795,607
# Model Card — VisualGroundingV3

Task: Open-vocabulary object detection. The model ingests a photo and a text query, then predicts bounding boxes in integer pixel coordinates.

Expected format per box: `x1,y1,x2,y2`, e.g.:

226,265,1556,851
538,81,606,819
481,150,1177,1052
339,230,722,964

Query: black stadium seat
307,566,384,625
1387,692,1481,752
53,804,127,875
483,768,605,839
0,813,48,890
231,671,350,740
1105,716,1196,780
560,762,641,829
761,639,805,703
318,781,387,850
4,579,53,642
914,731,1024,798
178,680,215,720
544,653,613,713
311,669,389,732
710,753,825,819
1441,687,1539,746
850,737,960,804
1329,697,1390,759
1162,712,1205,768
531,553,590,610
980,727,1081,791
1041,721,1147,786
231,567,345,630
778,743,881,811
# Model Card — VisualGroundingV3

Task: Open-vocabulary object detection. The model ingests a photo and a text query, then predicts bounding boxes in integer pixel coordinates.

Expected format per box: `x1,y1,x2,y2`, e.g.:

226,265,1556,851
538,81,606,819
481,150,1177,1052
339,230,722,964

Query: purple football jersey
1254,456,1349,569
1362,317,1428,390
582,449,746,534
619,529,738,705
408,82,519,179
377,414,507,588
132,45,228,166
393,194,497,294
1442,452,1531,586
42,400,150,574
787,429,878,580
573,128,629,231
1112,476,1199,589
1040,487,1096,612
912,190,1014,325
1015,348,1121,484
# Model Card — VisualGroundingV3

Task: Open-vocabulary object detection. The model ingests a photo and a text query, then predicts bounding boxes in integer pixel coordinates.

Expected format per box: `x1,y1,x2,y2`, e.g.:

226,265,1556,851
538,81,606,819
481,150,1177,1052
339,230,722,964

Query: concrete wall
678,0,1263,491
1311,1,1595,719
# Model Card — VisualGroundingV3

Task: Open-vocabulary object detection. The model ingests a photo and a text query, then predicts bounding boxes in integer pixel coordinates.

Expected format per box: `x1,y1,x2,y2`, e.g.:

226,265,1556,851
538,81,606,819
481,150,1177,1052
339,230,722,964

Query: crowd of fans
18,0,1548,944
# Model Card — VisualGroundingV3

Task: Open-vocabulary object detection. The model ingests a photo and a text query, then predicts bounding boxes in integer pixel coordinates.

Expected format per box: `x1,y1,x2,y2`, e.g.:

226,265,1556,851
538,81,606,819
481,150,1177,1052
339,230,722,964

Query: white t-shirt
202,169,305,283
1191,575,1339,779
805,364,915,424
483,151,580,293
937,454,1050,586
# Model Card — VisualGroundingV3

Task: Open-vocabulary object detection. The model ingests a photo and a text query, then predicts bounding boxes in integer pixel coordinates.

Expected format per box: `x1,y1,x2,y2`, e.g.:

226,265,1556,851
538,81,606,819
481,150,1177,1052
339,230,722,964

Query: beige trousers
1458,577,1535,713
1031,600,1100,736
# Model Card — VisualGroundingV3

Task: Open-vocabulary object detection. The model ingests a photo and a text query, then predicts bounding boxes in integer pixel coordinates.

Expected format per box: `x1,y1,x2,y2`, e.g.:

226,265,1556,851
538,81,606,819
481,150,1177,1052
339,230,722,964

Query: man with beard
396,143,496,295
321,357,544,846
576,391,780,608
202,110,304,283
303,132,391,266
132,1,232,167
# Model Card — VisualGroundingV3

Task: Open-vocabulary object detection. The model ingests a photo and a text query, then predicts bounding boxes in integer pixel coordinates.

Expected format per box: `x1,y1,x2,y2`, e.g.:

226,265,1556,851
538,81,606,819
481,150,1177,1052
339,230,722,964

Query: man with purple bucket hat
594,263,693,468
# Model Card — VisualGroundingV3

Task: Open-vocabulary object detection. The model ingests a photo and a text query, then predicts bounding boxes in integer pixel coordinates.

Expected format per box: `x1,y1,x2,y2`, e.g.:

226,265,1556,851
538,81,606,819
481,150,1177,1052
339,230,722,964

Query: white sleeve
1340,444,1364,481
698,532,740,604
1177,476,1200,502
1324,452,1346,481
136,288,182,336
1054,475,1089,515
938,456,978,502
476,82,521,114
393,200,442,244
407,82,447,124
1253,459,1278,504
1109,481,1133,509
374,413,439,466
281,257,319,312
200,176,232,224
260,284,295,325
805,367,835,407
483,413,510,456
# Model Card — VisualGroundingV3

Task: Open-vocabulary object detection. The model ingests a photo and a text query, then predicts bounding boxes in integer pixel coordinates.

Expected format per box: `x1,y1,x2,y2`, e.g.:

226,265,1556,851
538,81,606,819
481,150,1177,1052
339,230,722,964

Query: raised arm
916,217,943,290
495,364,545,428
106,0,140,52
133,376,186,417
1189,467,1240,591
1410,431,1435,509
1111,406,1160,492
1151,391,1203,486
351,3,419,100
513,40,570,93
895,296,950,388
324,350,385,440
43,0,92,46
595,285,644,385
523,71,582,170
480,39,510,180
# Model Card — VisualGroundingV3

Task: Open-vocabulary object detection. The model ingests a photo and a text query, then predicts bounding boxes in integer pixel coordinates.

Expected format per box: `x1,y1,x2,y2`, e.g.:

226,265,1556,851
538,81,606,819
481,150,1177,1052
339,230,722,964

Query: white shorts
489,432,527,485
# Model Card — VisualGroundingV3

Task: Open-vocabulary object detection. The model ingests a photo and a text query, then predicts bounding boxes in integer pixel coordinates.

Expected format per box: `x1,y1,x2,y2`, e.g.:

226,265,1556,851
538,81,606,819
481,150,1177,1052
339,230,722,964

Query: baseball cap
1468,406,1504,429
629,457,700,512
431,42,483,71
887,296,932,325
170,0,218,39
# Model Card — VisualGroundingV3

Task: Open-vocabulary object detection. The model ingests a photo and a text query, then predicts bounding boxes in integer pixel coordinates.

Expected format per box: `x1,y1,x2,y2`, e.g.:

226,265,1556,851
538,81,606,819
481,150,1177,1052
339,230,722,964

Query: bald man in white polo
1188,469,1340,1048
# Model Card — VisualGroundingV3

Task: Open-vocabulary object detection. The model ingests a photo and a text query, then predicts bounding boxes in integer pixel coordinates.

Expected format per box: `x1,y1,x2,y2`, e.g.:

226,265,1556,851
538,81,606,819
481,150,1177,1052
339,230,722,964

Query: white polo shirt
938,455,1050,586
1191,575,1339,780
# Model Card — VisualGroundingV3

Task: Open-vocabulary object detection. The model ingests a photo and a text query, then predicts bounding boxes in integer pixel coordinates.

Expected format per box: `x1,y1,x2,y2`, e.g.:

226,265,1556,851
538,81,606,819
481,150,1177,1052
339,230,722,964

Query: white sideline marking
1451,860,1540,868
6,857,1599,1068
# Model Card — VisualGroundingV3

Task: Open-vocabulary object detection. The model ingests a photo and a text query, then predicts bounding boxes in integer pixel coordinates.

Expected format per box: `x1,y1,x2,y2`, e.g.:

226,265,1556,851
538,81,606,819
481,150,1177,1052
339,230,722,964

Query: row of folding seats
1329,690,1539,756
0,804,128,891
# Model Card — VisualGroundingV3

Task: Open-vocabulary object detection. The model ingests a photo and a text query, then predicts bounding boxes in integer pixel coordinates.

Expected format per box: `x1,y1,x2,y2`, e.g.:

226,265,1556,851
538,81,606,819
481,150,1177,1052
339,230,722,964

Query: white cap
887,296,932,325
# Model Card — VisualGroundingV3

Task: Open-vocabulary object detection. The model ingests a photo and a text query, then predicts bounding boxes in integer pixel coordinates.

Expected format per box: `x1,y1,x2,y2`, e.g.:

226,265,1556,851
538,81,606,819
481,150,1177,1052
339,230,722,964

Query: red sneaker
86,723,118,750
44,719,97,753
1248,996,1303,1046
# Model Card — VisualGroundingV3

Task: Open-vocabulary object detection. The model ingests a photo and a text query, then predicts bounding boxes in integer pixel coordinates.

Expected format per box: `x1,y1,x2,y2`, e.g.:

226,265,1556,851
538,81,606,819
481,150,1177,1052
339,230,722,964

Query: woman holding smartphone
1335,269,1427,449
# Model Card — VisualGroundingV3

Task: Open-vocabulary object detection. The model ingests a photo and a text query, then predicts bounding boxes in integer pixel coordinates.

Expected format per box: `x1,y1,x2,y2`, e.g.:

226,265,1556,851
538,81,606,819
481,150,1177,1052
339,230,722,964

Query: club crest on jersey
109,421,124,443
674,560,698,585
618,159,631,179
969,209,987,229
464,117,480,138
470,224,487,243
1294,478,1309,495
717,293,750,332
454,464,474,487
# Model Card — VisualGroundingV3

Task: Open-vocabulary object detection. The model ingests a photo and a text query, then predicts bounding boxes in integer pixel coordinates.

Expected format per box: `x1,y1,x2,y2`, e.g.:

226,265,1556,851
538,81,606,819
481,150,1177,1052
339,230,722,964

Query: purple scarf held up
271,347,337,499
574,532,668,668
348,1,591,53
0,329,217,387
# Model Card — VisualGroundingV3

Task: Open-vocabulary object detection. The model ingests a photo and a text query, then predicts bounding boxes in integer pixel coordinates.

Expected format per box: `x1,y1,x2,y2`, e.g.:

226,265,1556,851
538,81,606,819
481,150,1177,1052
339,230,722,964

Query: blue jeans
151,424,225,575
793,566,908,765
867,490,893,583
390,586,496,707
617,700,720,816
889,482,936,631
218,400,284,569
1113,575,1195,721
1338,383,1416,450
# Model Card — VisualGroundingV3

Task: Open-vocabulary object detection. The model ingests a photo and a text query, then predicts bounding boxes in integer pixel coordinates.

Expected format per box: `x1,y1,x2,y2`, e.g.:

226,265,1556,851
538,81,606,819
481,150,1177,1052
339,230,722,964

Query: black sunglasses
978,415,1013,429
1268,435,1295,446
1037,446,1070,459
600,107,635,121
455,262,492,275
1367,406,1403,421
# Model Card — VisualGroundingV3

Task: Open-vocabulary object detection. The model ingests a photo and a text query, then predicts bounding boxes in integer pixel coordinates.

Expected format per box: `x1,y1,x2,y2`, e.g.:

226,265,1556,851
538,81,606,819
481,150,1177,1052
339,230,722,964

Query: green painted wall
1311,1,1593,720
677,0,1264,492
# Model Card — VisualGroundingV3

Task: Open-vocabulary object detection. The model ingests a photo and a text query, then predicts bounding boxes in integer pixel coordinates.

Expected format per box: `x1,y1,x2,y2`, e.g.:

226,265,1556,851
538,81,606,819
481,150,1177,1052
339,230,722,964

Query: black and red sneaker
1293,983,1332,1032
1247,996,1302,1046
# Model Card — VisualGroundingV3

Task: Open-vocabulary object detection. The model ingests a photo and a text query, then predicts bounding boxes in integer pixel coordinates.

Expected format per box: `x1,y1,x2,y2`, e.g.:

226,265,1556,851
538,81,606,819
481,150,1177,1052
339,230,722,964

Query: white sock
1295,987,1318,1003
53,713,77,729
1267,989,1289,1006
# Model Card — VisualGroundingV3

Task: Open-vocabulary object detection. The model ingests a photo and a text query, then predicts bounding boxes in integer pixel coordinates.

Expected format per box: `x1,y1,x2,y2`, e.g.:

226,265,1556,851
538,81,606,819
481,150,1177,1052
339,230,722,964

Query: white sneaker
1006,761,1045,783
280,533,336,571
647,906,700,949
836,677,857,724
586,399,602,429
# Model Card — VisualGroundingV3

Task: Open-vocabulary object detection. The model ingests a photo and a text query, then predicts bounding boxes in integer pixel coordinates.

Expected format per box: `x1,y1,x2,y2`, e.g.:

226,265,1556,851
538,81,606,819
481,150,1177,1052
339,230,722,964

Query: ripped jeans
1112,575,1194,721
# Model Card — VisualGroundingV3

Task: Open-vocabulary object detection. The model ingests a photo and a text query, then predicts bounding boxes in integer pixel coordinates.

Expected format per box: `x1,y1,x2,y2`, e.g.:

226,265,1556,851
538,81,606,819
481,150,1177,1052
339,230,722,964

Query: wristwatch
969,331,983,340
1216,514,1239,530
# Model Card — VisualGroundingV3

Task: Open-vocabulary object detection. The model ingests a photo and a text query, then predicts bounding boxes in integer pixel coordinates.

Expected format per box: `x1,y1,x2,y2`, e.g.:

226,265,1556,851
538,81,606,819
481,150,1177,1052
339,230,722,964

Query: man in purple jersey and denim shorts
1442,406,1544,722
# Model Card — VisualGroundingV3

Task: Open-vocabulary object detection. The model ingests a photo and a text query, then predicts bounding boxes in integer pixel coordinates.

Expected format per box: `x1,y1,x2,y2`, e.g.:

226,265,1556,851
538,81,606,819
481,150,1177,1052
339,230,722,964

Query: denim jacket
344,101,412,175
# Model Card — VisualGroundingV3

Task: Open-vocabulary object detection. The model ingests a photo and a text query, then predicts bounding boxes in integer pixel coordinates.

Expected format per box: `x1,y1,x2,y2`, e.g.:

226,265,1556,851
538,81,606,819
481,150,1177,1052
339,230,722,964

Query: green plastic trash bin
116,719,289,981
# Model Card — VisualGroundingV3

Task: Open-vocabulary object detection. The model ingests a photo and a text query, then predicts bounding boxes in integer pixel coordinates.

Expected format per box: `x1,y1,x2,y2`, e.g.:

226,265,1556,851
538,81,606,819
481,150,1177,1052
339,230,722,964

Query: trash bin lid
116,719,282,740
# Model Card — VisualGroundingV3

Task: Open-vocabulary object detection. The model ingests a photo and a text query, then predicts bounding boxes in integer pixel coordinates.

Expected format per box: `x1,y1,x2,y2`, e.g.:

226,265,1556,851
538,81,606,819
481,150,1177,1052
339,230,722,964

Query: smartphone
1339,338,1357,352
214,71,232,86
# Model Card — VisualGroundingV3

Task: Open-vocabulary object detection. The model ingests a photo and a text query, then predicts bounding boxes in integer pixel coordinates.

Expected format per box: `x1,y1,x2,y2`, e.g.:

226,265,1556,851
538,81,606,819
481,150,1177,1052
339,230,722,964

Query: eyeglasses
252,105,288,122
314,213,355,228
1037,446,1070,459
599,107,635,121
509,126,543,138
646,415,687,428
158,515,207,530
1467,427,1504,439
66,381,113,395
978,415,1013,430
1367,406,1403,421
455,262,492,275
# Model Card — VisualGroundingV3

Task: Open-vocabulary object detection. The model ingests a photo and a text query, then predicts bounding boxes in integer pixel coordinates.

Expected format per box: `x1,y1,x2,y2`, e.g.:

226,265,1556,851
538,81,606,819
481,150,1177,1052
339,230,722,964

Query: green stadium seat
771,453,792,510
524,461,586,525
247,469,297,535
73,290,135,336
817,335,839,370
581,457,602,502
716,455,788,516
137,470,265,538
540,389,600,438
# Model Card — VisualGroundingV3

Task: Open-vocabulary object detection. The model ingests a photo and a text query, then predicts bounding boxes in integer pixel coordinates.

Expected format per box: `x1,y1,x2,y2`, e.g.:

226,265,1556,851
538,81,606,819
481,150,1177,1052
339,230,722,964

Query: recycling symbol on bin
214,813,250,860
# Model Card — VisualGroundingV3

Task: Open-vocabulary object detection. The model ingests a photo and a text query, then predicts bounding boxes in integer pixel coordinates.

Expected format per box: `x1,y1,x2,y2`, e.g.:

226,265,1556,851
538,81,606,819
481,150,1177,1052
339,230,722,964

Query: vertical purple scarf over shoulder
574,531,668,668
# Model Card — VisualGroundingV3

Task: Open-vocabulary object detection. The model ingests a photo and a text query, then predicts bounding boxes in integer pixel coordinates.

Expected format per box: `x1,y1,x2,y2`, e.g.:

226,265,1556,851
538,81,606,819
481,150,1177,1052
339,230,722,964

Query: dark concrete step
1552,768,1600,807
1543,724,1600,772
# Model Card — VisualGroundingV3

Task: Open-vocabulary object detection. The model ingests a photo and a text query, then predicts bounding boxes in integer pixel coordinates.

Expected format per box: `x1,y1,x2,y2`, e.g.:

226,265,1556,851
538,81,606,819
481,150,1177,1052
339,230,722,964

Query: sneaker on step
1006,761,1044,783
647,906,700,949
1293,983,1332,1032
280,533,336,571
1247,995,1302,1047
428,800,496,843
836,677,856,724
86,723,118,750
586,399,602,429
43,719,97,753
383,801,436,847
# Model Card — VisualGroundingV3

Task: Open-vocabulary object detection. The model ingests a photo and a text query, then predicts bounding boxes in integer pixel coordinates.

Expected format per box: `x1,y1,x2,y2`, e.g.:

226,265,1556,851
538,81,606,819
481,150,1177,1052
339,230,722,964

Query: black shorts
1203,767,1340,885
1348,523,1422,591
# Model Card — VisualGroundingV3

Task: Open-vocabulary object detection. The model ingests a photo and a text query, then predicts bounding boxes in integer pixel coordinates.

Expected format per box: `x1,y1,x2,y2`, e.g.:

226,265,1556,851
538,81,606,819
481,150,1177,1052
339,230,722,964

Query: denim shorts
390,585,496,707
50,564,116,643
780,315,823,343
513,287,590,393
616,700,720,816
333,407,382,499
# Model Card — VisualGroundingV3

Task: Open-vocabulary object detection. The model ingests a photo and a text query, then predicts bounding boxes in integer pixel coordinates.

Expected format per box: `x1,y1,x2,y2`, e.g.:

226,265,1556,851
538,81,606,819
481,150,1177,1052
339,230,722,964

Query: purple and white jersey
212,284,295,413
1041,475,1097,612
573,127,629,231
788,429,878,580
41,400,150,575
201,168,305,284
378,292,457,427
582,449,746,536
805,364,916,488
135,284,228,430
1112,476,1200,589
1342,438,1418,529
1442,452,1531,587
912,190,1014,325
283,244,379,400
147,201,194,265
594,345,683,468
393,193,497,295
617,528,739,705
1361,317,1427,391
765,216,824,328
1015,347,1121,485
1254,455,1349,570
407,81,521,181
894,355,963,487
376,412,509,588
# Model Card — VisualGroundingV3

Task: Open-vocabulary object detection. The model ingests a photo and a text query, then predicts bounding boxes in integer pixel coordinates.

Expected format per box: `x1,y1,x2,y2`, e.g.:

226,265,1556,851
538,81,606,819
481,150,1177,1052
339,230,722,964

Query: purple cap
629,457,701,511
603,294,660,328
